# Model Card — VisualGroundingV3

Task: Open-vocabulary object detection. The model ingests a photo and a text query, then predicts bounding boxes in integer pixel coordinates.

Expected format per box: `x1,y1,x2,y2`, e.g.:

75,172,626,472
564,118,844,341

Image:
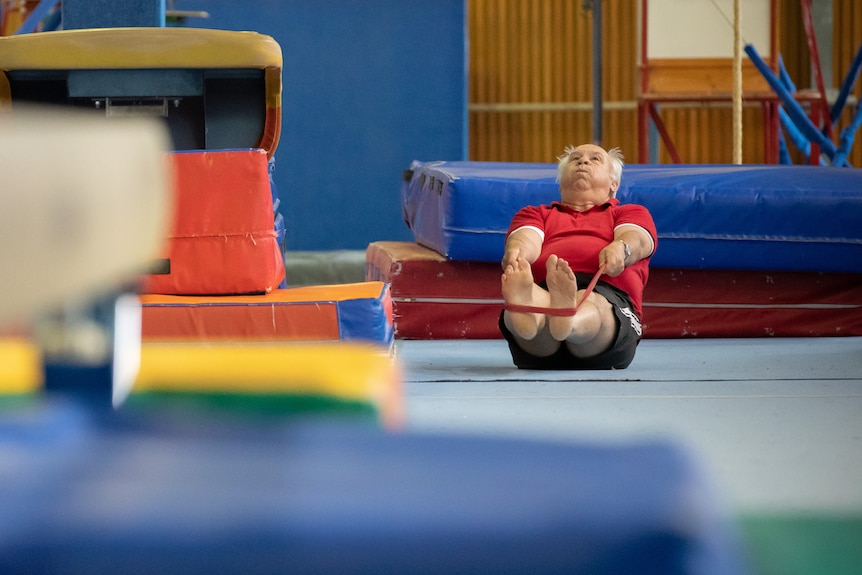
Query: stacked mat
140,282,393,345
366,161,862,339
132,147,397,348
123,144,395,425
124,145,397,422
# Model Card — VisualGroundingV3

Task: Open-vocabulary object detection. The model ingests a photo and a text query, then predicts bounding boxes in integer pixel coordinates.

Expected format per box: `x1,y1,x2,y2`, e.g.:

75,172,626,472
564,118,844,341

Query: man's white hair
556,145,625,198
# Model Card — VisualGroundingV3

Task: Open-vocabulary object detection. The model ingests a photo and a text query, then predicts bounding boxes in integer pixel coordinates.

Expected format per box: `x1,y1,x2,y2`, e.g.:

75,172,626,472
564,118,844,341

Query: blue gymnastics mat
1,398,747,574
402,161,862,273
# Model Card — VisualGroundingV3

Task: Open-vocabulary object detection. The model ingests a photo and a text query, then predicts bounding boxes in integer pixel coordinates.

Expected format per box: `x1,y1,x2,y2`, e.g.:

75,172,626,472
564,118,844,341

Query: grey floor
395,337,862,518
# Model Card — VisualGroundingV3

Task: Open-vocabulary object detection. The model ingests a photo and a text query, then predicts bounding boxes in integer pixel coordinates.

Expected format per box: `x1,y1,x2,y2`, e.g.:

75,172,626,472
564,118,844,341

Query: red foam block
140,149,285,295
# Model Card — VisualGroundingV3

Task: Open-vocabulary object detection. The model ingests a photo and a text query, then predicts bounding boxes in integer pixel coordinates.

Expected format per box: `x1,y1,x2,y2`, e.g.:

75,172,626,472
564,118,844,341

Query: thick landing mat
1,400,747,575
366,241,862,339
140,281,393,347
366,241,500,339
402,161,862,273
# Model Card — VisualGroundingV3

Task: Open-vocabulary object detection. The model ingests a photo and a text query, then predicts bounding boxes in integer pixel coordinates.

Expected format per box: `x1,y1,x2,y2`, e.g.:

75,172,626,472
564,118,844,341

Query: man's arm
502,226,543,269
600,224,654,276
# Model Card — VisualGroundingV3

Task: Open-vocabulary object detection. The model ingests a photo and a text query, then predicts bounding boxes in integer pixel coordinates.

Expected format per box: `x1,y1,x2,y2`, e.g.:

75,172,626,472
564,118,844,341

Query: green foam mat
739,514,862,575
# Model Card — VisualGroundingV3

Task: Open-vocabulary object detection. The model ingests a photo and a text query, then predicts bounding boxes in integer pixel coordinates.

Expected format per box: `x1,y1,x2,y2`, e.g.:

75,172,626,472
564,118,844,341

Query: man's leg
545,256,617,358
500,258,560,356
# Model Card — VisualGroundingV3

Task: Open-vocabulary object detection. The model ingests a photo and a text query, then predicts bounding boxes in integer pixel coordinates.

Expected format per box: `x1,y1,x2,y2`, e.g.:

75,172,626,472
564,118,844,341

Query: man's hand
600,225,654,276
502,246,521,270
599,240,627,277
502,227,543,270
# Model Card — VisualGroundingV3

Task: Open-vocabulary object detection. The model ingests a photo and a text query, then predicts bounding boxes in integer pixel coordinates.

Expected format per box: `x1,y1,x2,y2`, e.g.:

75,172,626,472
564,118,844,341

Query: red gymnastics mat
366,241,862,339
140,149,285,296
140,281,393,347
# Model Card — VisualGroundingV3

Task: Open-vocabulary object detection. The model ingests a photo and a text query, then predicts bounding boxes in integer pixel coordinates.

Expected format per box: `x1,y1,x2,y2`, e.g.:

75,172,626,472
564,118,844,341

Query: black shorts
499,274,643,370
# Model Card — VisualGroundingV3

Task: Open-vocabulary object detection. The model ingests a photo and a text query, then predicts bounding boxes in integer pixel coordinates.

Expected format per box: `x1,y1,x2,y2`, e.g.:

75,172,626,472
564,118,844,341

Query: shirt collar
551,198,619,213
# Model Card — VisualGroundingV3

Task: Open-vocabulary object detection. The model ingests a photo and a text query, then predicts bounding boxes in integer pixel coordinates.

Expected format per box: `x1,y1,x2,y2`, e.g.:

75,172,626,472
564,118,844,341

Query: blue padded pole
831,43,862,126
833,101,862,168
778,107,828,166
778,106,811,157
62,0,165,29
745,43,840,164
777,129,793,165
776,55,798,165
778,55,797,93
12,0,60,34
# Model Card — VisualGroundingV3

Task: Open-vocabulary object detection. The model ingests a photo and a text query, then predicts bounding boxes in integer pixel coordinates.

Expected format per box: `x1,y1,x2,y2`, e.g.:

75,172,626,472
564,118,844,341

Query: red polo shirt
507,200,657,317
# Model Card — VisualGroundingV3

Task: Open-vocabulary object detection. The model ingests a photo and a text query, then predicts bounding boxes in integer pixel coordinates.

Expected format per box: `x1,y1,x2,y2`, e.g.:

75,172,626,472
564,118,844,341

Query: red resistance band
503,264,607,317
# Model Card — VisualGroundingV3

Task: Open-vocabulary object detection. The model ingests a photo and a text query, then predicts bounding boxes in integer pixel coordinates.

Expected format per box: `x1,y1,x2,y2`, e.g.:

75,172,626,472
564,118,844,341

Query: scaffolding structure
637,0,830,164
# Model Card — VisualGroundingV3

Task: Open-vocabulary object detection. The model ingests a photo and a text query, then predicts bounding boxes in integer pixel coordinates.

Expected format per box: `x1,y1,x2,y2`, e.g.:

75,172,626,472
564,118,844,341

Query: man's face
562,144,617,198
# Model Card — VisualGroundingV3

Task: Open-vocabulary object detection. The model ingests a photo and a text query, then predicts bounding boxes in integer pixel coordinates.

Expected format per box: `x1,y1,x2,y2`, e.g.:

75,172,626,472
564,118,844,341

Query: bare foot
546,255,578,341
501,258,540,339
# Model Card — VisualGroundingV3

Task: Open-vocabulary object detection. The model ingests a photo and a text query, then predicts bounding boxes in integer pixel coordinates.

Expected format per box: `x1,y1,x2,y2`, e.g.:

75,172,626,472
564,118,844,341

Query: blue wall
179,0,467,250
62,0,164,28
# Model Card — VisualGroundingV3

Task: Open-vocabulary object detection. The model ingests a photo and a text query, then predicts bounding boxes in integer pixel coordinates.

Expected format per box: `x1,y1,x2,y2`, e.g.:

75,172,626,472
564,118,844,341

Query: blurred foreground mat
0,338,42,395
0,106,171,327
113,314,403,428
0,399,750,575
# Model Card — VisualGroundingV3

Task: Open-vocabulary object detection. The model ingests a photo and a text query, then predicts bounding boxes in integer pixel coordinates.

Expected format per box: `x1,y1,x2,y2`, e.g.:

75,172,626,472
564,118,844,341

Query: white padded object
0,106,171,326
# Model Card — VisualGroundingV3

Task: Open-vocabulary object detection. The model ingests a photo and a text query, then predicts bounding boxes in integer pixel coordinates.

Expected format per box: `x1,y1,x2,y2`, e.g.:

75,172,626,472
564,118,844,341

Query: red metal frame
638,0,780,164
638,0,836,165
799,0,833,140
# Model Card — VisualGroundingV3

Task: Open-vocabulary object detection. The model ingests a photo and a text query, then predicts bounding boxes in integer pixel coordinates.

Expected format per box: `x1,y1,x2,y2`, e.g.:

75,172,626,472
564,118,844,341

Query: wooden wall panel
469,0,639,163
469,0,862,167
777,0,809,89
658,106,767,164
832,0,862,167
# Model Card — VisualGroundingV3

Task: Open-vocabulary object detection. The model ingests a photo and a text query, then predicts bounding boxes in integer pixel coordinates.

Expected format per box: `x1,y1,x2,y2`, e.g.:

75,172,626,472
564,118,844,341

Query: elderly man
499,144,657,369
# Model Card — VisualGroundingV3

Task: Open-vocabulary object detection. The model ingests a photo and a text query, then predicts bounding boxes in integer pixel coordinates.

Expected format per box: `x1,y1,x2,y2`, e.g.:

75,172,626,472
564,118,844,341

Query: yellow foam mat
116,342,403,428
0,338,42,394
